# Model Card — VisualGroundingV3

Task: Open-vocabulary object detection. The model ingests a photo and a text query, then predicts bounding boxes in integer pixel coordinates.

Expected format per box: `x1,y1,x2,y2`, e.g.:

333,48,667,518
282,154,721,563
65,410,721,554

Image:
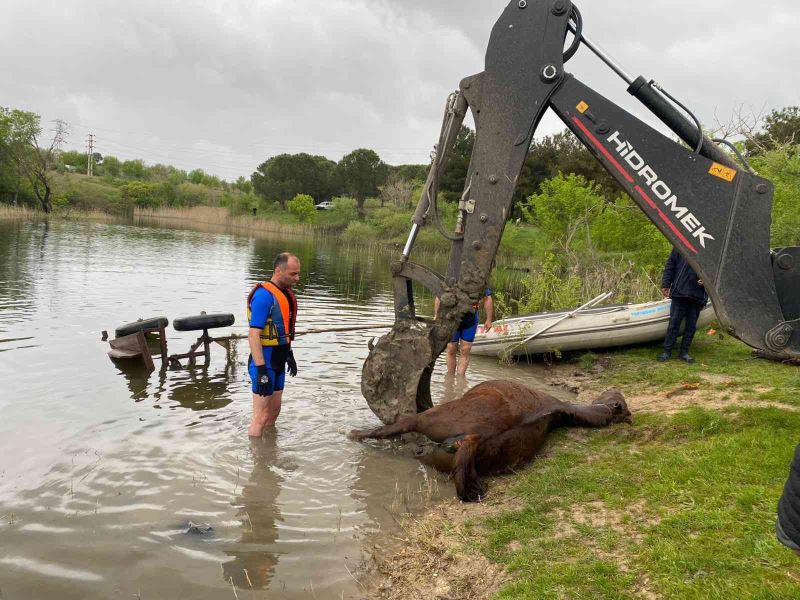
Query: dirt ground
360,479,518,600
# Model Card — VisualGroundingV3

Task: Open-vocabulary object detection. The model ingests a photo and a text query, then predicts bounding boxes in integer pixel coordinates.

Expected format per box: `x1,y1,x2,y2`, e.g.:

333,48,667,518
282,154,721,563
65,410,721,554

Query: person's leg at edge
264,389,283,427
678,300,702,360
660,298,687,360
445,342,458,375
249,392,271,437
457,341,473,376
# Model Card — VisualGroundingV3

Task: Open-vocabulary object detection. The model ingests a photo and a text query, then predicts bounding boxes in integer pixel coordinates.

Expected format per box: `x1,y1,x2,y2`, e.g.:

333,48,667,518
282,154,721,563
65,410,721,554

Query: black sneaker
657,352,671,362
679,353,695,364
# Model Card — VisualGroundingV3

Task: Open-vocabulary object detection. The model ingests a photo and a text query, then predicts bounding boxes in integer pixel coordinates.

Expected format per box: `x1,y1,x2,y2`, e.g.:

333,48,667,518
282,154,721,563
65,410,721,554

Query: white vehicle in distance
315,200,333,210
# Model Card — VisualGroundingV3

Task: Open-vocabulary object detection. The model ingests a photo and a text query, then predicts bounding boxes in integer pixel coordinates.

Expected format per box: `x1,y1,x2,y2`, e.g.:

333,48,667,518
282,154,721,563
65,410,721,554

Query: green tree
121,159,146,180
58,150,86,173
522,173,606,253
287,193,316,223
234,176,252,194
750,146,800,246
337,148,388,215
0,107,67,212
251,153,339,209
102,155,121,178
438,125,474,204
119,181,165,209
746,106,800,154
592,195,671,270
521,131,621,205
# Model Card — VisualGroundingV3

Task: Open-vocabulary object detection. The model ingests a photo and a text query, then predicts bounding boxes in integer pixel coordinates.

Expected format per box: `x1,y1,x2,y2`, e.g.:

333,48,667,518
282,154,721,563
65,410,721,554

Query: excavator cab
361,0,799,424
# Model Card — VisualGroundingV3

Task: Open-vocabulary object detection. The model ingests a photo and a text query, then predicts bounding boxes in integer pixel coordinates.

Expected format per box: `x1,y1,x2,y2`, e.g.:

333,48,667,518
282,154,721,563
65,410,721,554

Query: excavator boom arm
361,0,799,424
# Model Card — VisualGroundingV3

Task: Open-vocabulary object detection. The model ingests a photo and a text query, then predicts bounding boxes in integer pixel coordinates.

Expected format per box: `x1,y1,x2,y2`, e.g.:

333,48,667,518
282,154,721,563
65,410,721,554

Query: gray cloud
1,0,797,180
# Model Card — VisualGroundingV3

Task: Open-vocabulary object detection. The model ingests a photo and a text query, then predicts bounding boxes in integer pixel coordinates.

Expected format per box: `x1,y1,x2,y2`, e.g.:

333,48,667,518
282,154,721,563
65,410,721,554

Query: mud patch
360,480,519,599
551,499,662,599
543,365,798,415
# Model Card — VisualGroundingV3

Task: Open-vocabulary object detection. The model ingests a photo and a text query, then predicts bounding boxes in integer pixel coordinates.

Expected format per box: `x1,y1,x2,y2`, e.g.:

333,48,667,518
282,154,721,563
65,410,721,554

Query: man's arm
248,290,272,366
249,329,265,366
661,250,677,297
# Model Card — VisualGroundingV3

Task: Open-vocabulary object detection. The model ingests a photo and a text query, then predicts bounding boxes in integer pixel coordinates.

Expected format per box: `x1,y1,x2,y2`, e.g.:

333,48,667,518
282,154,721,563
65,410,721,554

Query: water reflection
110,355,154,401
166,368,235,412
0,221,49,327
223,435,282,590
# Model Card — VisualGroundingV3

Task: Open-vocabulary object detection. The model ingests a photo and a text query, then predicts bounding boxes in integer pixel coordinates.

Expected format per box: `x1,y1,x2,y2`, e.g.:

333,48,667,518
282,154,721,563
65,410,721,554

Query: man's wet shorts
451,311,479,344
248,350,287,396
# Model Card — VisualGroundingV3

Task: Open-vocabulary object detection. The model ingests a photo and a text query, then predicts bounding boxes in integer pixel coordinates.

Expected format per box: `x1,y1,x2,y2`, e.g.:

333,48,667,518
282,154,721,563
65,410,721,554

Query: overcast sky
2,0,798,181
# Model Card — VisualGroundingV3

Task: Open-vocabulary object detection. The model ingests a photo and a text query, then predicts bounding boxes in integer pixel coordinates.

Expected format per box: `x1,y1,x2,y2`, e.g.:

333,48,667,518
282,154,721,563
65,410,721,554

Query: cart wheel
115,316,169,338
173,313,235,332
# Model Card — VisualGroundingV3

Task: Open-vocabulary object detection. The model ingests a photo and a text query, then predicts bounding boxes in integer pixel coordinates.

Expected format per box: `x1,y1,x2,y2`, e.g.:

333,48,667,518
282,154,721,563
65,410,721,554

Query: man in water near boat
247,252,300,437
658,248,708,364
434,288,493,376
777,443,800,557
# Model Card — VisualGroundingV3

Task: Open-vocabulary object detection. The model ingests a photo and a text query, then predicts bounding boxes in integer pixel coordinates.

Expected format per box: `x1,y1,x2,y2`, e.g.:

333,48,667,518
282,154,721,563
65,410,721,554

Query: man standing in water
247,252,300,437
434,288,493,377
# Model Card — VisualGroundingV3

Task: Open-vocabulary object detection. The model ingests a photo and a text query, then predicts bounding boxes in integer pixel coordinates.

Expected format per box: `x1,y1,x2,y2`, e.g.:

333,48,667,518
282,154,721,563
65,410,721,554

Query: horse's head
592,389,632,424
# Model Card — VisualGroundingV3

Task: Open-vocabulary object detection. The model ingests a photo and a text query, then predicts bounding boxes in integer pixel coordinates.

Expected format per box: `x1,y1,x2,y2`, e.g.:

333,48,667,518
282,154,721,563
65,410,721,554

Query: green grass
448,332,800,598
476,407,800,599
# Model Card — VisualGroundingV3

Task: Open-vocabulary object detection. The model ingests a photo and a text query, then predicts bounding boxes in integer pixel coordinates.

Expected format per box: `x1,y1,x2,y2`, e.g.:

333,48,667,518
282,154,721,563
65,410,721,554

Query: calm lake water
0,218,557,599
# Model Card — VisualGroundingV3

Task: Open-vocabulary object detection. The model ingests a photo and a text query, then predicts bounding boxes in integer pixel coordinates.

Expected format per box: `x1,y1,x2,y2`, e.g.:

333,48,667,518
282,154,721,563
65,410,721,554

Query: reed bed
134,206,315,237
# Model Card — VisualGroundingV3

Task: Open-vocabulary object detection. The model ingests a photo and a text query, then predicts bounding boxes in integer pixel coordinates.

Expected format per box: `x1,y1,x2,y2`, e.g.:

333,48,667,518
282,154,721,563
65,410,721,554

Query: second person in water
434,288,493,377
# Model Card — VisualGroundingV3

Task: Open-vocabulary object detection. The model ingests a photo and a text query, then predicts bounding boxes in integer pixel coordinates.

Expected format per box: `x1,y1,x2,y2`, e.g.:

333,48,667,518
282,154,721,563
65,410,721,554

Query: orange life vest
246,282,297,346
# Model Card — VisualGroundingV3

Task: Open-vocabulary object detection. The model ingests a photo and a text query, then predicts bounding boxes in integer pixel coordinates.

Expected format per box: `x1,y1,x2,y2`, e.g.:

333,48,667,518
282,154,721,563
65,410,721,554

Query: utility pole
86,134,96,176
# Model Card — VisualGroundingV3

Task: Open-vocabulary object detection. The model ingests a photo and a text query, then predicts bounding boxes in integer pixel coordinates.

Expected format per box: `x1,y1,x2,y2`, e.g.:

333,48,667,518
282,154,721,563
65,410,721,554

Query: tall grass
0,204,119,223
0,205,39,220
134,206,315,236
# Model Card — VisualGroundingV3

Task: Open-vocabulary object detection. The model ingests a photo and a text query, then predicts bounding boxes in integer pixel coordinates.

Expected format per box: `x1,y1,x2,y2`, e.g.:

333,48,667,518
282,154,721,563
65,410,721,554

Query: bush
324,196,359,226
287,193,316,223
175,182,211,207
592,195,670,271
750,147,800,246
120,181,167,208
341,221,378,244
370,207,414,239
225,191,259,216
522,173,605,251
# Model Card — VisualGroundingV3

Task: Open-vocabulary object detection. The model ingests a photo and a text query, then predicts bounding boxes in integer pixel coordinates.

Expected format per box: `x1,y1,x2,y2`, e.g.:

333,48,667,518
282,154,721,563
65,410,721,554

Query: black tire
173,313,235,332
115,317,169,338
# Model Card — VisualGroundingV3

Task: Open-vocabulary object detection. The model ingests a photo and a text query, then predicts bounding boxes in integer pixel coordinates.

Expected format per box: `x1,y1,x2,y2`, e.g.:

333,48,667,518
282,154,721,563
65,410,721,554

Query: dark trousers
663,297,703,355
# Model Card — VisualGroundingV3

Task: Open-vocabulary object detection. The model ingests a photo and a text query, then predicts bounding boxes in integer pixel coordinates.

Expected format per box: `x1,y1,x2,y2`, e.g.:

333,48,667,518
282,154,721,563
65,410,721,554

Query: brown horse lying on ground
350,380,631,502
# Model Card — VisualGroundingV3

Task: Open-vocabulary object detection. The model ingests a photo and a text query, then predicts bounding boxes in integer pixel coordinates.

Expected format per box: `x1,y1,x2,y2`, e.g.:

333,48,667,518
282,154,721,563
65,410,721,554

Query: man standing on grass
246,252,300,437
657,248,708,364
777,444,800,557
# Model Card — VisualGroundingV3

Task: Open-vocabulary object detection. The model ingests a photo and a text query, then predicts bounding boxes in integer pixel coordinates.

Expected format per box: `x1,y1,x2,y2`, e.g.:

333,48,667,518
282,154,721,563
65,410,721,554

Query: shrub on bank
287,194,316,223
341,221,378,244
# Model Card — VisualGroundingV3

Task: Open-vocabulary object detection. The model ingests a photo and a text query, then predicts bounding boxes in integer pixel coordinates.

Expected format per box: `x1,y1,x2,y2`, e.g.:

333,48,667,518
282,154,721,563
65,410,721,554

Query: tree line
3,102,799,231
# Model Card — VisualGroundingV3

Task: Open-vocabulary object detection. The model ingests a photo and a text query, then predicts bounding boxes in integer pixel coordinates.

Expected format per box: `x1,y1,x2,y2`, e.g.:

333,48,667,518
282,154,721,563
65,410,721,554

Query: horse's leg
475,419,551,474
553,403,615,428
452,433,485,502
349,414,419,440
